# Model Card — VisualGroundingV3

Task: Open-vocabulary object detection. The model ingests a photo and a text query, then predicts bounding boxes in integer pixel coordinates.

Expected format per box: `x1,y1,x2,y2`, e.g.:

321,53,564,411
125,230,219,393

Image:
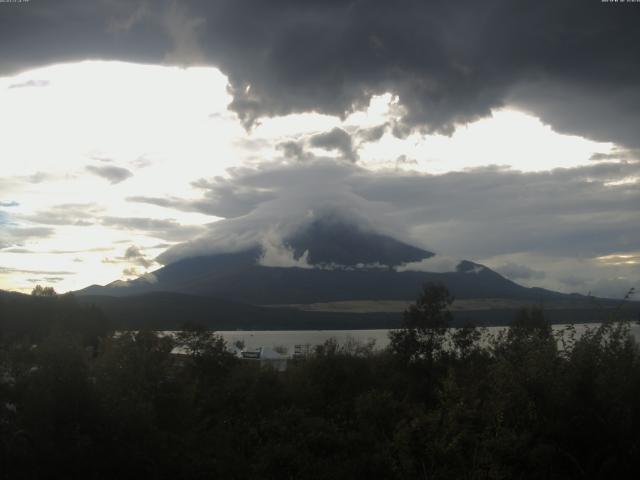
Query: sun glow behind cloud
357,108,613,173
0,61,622,293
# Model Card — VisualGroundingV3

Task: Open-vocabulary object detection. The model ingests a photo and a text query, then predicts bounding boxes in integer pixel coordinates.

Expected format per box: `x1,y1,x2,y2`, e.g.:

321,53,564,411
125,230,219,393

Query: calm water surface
207,323,640,354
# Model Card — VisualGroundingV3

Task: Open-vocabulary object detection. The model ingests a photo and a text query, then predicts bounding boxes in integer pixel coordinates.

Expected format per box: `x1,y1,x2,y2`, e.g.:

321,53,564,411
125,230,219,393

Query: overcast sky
0,0,638,297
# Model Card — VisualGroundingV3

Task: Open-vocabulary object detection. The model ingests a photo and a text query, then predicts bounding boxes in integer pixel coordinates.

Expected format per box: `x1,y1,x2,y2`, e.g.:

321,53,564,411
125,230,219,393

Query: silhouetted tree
389,283,454,364
30,285,56,297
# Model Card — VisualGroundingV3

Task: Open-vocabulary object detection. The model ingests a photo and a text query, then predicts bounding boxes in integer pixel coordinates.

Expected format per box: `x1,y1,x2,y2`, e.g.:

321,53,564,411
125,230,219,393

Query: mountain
286,216,433,267
77,216,574,305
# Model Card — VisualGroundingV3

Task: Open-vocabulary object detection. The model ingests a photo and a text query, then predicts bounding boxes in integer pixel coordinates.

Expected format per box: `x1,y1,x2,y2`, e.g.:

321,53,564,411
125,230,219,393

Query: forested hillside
1,285,640,478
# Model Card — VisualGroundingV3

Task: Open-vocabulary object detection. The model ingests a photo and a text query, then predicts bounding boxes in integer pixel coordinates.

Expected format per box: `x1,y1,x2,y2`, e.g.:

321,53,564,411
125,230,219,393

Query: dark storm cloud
278,129,360,163
2,1,640,146
0,0,170,74
86,165,133,184
590,149,640,162
309,127,357,162
197,0,640,146
508,82,640,151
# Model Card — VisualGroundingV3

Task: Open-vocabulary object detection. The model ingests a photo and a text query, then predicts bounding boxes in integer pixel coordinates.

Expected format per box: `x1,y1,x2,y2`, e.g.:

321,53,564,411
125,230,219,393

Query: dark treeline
1,285,640,479
0,289,109,347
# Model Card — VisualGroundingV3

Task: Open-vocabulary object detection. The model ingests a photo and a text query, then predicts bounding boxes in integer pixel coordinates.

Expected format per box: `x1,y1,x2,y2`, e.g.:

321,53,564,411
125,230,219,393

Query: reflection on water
205,323,640,355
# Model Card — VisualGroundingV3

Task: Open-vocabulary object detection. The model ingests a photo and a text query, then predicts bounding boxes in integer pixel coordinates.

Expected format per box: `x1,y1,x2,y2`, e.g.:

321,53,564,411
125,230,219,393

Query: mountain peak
284,216,433,267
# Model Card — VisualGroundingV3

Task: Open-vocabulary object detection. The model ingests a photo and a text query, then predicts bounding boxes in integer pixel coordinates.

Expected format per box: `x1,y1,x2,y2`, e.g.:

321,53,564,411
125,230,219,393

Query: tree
389,283,454,364
174,323,237,391
31,285,56,297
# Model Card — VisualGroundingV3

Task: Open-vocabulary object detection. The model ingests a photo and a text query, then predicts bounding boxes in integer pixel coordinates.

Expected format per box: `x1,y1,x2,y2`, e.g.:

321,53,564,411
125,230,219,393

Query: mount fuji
78,215,572,308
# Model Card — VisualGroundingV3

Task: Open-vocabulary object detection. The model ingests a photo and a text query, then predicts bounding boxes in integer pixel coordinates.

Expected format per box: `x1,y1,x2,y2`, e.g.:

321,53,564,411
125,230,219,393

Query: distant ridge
2,287,637,331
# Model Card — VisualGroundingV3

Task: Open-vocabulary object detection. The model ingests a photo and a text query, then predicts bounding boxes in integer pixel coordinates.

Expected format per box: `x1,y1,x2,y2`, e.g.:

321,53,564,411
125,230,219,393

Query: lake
209,323,640,355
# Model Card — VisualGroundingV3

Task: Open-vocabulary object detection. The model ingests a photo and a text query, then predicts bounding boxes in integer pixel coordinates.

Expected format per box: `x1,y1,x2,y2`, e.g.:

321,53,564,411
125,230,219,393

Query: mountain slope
160,262,555,304
76,215,596,306
286,217,433,266
78,250,567,307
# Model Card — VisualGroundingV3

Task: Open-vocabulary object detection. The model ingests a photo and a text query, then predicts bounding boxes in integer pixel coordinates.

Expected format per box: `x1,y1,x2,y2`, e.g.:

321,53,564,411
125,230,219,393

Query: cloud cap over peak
149,156,639,297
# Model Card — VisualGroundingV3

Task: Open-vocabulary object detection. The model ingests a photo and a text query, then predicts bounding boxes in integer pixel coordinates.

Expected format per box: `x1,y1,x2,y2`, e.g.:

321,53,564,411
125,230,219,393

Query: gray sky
0,0,638,297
